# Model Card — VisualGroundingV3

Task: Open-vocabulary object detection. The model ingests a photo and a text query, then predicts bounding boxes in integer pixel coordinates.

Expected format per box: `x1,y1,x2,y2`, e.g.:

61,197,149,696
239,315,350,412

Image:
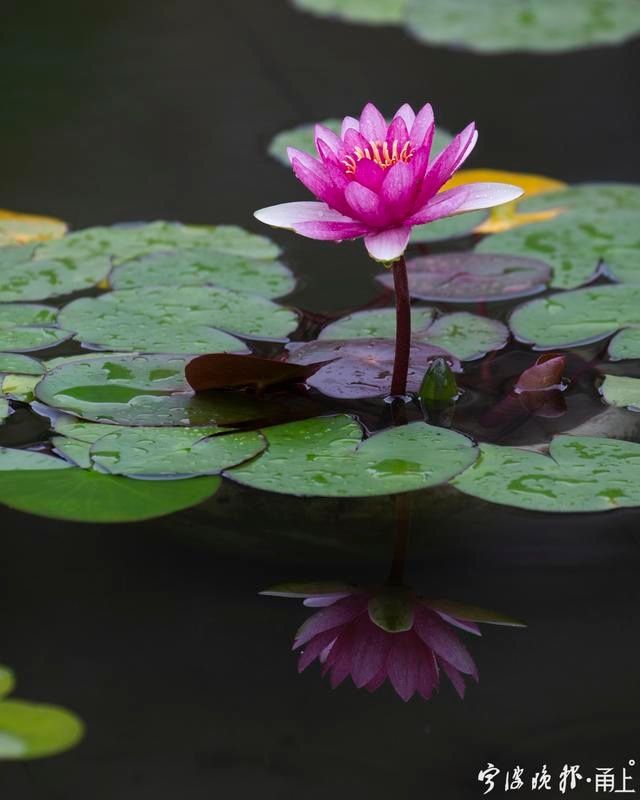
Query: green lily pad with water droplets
0,447,71,471
226,414,477,497
405,0,640,53
109,249,295,299
0,304,71,352
58,285,298,353
0,667,15,700
453,436,640,512
509,285,640,358
319,307,508,361
0,700,84,760
521,183,640,217
35,353,280,427
599,375,640,412
269,119,453,166
0,353,44,375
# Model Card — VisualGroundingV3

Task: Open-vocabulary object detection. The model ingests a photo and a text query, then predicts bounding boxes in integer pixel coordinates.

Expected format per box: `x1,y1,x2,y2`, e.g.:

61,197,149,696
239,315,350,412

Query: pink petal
298,629,340,672
341,115,360,137
359,102,387,142
417,122,478,204
364,226,411,263
255,201,354,229
345,181,386,226
327,626,357,688
293,594,368,649
413,606,477,674
435,611,482,636
409,103,434,148
287,146,322,171
441,182,524,214
386,632,421,702
290,156,352,215
315,123,345,159
393,103,415,131
322,158,351,193
380,160,417,221
364,665,388,693
406,189,470,225
410,146,430,184
417,649,439,700
343,127,370,153
353,158,386,192
439,657,467,699
386,116,409,147
295,220,369,241
350,616,393,688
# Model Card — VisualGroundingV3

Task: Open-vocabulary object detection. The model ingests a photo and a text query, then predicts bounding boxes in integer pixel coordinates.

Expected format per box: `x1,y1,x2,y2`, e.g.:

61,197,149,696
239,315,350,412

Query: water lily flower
262,583,524,702
255,102,523,264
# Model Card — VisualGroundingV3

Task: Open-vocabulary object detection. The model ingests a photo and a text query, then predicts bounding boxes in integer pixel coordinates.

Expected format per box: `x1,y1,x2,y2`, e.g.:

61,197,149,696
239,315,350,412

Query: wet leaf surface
0,353,44,375
599,375,640,412
59,286,298,353
0,700,84,760
509,285,640,358
377,252,551,303
0,209,67,246
319,307,508,361
287,338,460,399
0,304,71,352
185,353,328,392
227,414,477,497
453,436,640,512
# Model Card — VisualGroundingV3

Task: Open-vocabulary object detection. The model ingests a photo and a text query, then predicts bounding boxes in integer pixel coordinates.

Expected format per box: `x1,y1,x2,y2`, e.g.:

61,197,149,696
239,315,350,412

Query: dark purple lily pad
514,354,566,394
376,252,552,303
286,338,461,399
185,353,329,393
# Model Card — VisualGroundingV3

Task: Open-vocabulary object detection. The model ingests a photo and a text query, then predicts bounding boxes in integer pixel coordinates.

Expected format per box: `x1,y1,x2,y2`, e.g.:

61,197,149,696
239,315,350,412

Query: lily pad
509,285,640,358
59,286,298,353
453,436,640,512
0,667,15,699
521,182,640,217
0,304,71,352
405,0,640,53
377,252,551,303
0,700,84,760
0,209,67,247
185,353,327,392
319,307,508,361
35,353,278,426
0,398,9,422
0,447,71,471
0,353,44,375
1,374,40,402
602,248,640,284
269,119,452,166
599,375,640,412
226,414,477,497
89,427,265,477
0,465,221,522
287,339,460,399
291,0,405,25
109,250,295,299
411,210,488,243
476,209,640,290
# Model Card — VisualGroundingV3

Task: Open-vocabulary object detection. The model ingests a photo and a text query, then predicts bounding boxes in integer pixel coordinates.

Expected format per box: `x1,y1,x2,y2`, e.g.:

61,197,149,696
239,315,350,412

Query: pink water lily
262,583,524,702
255,102,523,263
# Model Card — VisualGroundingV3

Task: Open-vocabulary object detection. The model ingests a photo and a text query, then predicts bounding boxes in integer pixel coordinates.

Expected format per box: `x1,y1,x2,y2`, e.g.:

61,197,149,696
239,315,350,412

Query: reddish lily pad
286,339,460,399
377,252,551,303
185,353,329,393
514,354,566,394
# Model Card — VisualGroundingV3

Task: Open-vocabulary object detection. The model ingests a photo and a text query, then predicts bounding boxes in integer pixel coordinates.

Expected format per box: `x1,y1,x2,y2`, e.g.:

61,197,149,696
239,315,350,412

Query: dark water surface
1,2,639,798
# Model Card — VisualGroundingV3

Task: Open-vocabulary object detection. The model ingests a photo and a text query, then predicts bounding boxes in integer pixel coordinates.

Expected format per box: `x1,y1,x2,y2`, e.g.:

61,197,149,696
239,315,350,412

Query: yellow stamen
343,138,415,175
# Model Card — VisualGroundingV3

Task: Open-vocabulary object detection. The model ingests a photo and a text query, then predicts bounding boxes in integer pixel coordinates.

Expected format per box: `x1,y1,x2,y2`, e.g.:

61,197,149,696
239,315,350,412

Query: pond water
1,1,639,797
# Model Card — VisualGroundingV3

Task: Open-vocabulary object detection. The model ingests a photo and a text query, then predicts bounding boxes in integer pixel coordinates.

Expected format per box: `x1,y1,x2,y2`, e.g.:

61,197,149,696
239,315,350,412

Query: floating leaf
89,427,265,477
287,339,460,399
428,599,525,627
602,248,640,284
0,353,44,375
269,118,452,166
477,208,640,290
377,252,551,303
291,0,405,25
0,209,67,246
453,436,640,512
521,182,640,217
227,415,477,497
514,354,566,393
319,307,508,361
0,700,84,760
405,0,640,52
185,353,327,392
59,286,298,353
0,398,9,422
0,447,71,471
1,374,40,402
509,286,640,358
411,210,488,243
0,667,15,699
109,250,295,299
599,375,640,412
609,329,640,361
0,304,71,352
36,353,280,426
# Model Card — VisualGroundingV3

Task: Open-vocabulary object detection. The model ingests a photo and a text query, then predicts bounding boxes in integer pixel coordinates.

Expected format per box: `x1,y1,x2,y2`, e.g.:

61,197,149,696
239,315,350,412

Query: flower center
343,139,415,175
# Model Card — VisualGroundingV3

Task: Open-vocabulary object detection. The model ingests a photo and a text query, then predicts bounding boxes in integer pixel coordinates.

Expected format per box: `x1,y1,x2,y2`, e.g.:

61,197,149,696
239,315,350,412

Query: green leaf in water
0,667,15,700
0,303,71,352
599,375,640,412
0,700,84,760
419,356,459,405
0,353,44,375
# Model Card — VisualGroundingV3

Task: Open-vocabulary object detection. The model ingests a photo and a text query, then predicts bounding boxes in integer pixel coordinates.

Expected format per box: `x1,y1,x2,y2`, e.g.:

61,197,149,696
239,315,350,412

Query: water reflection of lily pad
110,250,295,299
0,700,84,760
377,252,551,303
319,307,508,361
59,286,298,353
227,414,477,497
510,286,640,358
599,375,640,412
287,339,460,399
35,353,277,426
453,436,640,512
291,0,405,25
405,0,640,52
0,353,44,375
0,304,71,352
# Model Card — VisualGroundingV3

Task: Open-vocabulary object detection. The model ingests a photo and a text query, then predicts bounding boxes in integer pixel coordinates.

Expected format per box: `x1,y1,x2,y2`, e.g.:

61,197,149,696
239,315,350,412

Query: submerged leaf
226,414,477,497
377,252,551,303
